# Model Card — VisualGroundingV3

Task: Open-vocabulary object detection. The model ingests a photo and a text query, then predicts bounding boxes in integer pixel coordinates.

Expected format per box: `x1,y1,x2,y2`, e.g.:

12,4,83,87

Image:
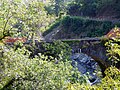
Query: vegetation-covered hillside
67,0,120,19
43,16,120,39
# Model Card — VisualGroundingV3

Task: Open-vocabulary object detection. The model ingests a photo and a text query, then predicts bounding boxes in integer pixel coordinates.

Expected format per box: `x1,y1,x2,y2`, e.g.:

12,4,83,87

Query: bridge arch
69,40,110,76
72,50,109,77
85,53,109,77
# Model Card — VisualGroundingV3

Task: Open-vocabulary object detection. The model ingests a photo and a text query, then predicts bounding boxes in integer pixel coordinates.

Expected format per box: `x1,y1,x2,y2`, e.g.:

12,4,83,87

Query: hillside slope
67,0,120,19
43,16,120,39
97,2,120,19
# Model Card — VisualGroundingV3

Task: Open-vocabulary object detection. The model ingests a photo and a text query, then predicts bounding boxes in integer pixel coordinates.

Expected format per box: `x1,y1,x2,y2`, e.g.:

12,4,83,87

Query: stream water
71,52,102,85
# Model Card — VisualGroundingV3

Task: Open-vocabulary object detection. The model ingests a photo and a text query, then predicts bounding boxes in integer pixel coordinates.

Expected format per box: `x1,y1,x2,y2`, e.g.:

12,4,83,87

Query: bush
41,40,72,62
0,46,87,90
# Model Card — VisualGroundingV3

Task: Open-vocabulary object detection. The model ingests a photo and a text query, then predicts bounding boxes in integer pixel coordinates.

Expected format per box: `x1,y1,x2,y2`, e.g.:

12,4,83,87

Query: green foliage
100,66,120,90
66,66,120,90
67,0,101,16
105,39,120,64
42,40,71,62
0,0,19,39
99,38,120,90
45,0,70,17
67,0,119,17
44,16,120,38
0,46,87,90
0,0,120,90
61,16,115,37
0,0,54,40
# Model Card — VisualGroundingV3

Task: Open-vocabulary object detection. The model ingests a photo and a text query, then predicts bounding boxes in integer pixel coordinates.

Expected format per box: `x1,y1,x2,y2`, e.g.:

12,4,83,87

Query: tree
0,46,87,89
0,0,54,41
67,0,118,17
41,40,72,62
45,0,69,17
105,38,120,67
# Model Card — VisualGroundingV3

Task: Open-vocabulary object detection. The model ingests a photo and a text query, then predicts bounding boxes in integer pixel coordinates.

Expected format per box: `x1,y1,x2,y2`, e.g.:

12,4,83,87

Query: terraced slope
44,16,120,40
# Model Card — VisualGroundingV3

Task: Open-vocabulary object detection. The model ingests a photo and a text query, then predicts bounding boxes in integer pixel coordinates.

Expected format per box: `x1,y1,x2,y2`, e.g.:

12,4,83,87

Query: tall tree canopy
0,0,55,40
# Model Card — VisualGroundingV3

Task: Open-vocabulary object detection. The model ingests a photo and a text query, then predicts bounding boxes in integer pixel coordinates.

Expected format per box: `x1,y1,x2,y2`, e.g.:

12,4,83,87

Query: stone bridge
60,39,110,75
41,29,110,75
42,16,119,74
42,37,110,72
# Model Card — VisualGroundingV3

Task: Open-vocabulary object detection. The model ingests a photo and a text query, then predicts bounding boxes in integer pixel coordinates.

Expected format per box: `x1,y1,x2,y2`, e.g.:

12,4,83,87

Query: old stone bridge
62,38,109,73
40,37,110,75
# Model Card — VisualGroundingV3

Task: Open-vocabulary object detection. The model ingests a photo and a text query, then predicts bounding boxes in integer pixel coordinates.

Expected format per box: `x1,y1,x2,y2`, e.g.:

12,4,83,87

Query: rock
77,63,87,74
71,53,102,85
71,53,80,60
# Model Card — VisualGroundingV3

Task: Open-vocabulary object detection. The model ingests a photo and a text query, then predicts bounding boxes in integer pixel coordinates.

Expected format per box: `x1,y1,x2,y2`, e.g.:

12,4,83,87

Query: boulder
71,53,102,85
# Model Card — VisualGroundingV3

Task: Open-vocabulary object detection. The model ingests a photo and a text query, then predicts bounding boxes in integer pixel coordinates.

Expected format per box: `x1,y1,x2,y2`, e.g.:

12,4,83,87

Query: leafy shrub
1,32,120,90
41,40,72,62
105,38,120,68
0,0,53,40
67,66,120,90
0,46,87,90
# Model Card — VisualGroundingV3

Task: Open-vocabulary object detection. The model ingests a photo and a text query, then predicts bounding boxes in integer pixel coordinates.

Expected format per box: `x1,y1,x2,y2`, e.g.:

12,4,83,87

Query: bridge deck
45,37,102,42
